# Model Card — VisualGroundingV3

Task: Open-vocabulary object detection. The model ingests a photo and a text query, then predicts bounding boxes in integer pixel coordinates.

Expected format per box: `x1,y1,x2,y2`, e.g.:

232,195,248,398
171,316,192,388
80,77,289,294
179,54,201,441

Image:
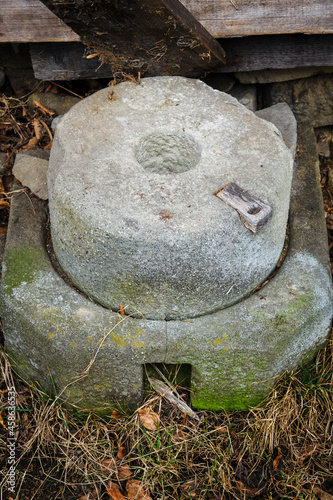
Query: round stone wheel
48,76,293,320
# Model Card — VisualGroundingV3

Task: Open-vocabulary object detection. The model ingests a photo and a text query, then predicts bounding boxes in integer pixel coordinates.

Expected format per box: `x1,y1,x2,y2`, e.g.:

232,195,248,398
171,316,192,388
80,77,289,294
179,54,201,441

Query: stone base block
0,104,332,412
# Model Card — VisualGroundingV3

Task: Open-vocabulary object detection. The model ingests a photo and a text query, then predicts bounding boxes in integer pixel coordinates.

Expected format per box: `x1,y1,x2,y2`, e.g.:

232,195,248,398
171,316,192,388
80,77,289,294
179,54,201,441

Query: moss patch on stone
2,247,47,292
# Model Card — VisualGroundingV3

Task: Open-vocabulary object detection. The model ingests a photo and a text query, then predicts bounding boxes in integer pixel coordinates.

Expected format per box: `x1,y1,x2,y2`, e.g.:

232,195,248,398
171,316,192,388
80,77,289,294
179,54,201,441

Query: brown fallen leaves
137,408,160,431
106,480,152,500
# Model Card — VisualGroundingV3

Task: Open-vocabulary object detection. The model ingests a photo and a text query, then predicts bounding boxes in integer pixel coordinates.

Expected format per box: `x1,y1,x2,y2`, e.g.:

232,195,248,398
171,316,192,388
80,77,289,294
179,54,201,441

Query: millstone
48,76,293,320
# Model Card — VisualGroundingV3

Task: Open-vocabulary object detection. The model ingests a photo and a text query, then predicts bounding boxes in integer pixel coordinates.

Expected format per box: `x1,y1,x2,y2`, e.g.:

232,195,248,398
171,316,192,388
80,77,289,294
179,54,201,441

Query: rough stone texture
51,115,63,133
266,74,333,127
0,152,7,176
229,84,257,111
1,102,332,411
13,152,49,200
48,76,293,320
0,185,166,410
256,103,297,157
235,67,333,85
28,92,80,115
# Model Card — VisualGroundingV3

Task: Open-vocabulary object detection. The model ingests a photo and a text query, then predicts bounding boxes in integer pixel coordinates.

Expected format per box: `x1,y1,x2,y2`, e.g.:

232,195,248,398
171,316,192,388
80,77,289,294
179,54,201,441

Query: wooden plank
0,0,80,43
30,43,113,80
30,35,333,81
216,183,272,233
1,0,333,43
219,35,333,73
37,0,225,77
181,0,333,38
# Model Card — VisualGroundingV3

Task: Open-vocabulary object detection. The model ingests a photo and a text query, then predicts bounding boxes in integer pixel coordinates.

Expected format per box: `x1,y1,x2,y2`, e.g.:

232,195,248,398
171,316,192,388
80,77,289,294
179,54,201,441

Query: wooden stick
150,378,200,421
216,182,272,233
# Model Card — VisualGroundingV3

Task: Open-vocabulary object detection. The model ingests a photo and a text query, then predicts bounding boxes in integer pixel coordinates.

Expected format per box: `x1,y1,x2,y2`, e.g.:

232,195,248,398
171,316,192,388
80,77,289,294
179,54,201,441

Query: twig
149,378,199,421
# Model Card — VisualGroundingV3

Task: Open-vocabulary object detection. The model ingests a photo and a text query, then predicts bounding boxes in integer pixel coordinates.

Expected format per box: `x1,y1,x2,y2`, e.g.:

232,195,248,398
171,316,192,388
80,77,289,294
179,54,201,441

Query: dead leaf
181,479,199,498
138,408,160,430
101,458,115,473
215,425,238,438
235,481,263,497
77,484,100,500
313,486,333,500
86,52,100,59
117,444,126,460
126,479,152,500
0,200,10,210
120,305,125,315
215,426,228,434
106,481,126,500
22,136,38,150
33,118,42,141
111,409,124,419
273,453,282,472
117,464,131,479
112,409,125,419
0,411,8,430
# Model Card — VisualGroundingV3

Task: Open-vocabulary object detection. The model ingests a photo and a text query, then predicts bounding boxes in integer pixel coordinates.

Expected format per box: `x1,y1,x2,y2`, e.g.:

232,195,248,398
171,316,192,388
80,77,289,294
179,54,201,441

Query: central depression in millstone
47,76,293,320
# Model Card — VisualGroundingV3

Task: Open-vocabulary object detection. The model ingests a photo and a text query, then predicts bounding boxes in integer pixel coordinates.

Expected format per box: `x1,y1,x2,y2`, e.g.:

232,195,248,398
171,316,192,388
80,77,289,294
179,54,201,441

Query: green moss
2,247,47,292
111,330,146,349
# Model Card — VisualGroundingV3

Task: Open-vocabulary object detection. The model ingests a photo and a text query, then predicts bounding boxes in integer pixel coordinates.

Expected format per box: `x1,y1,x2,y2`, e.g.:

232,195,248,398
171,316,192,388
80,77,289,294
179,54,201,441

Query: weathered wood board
0,0,80,43
30,43,114,80
181,0,333,38
1,0,333,43
37,0,225,77
30,35,333,81
216,183,272,233
220,35,333,72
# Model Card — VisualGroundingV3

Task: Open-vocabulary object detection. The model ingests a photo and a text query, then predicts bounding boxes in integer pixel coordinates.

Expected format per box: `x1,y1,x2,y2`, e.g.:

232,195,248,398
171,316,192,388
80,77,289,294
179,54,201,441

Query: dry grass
1,336,333,499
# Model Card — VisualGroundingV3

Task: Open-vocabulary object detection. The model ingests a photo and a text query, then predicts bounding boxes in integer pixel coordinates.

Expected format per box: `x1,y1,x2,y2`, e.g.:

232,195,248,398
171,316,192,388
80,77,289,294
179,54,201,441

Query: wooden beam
219,35,333,73
37,0,225,77
30,35,333,81
30,43,113,80
181,0,333,38
0,0,80,43
1,0,333,44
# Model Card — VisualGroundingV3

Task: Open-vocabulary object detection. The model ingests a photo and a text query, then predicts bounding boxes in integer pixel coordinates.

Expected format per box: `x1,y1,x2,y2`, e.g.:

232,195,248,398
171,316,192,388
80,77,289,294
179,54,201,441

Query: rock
266,74,333,127
235,66,333,85
317,141,331,158
48,76,293,320
1,103,331,411
28,92,81,116
51,115,63,133
13,153,49,200
0,152,8,176
256,103,297,157
229,84,257,111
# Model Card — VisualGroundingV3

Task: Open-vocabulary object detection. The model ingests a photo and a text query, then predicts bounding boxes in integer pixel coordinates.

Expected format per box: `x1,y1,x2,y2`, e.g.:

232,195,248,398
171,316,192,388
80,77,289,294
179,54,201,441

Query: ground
0,75,333,500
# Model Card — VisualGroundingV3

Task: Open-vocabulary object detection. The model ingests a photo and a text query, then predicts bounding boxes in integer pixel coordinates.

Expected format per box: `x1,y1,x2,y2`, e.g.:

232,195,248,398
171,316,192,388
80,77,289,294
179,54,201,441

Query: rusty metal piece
216,182,272,233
